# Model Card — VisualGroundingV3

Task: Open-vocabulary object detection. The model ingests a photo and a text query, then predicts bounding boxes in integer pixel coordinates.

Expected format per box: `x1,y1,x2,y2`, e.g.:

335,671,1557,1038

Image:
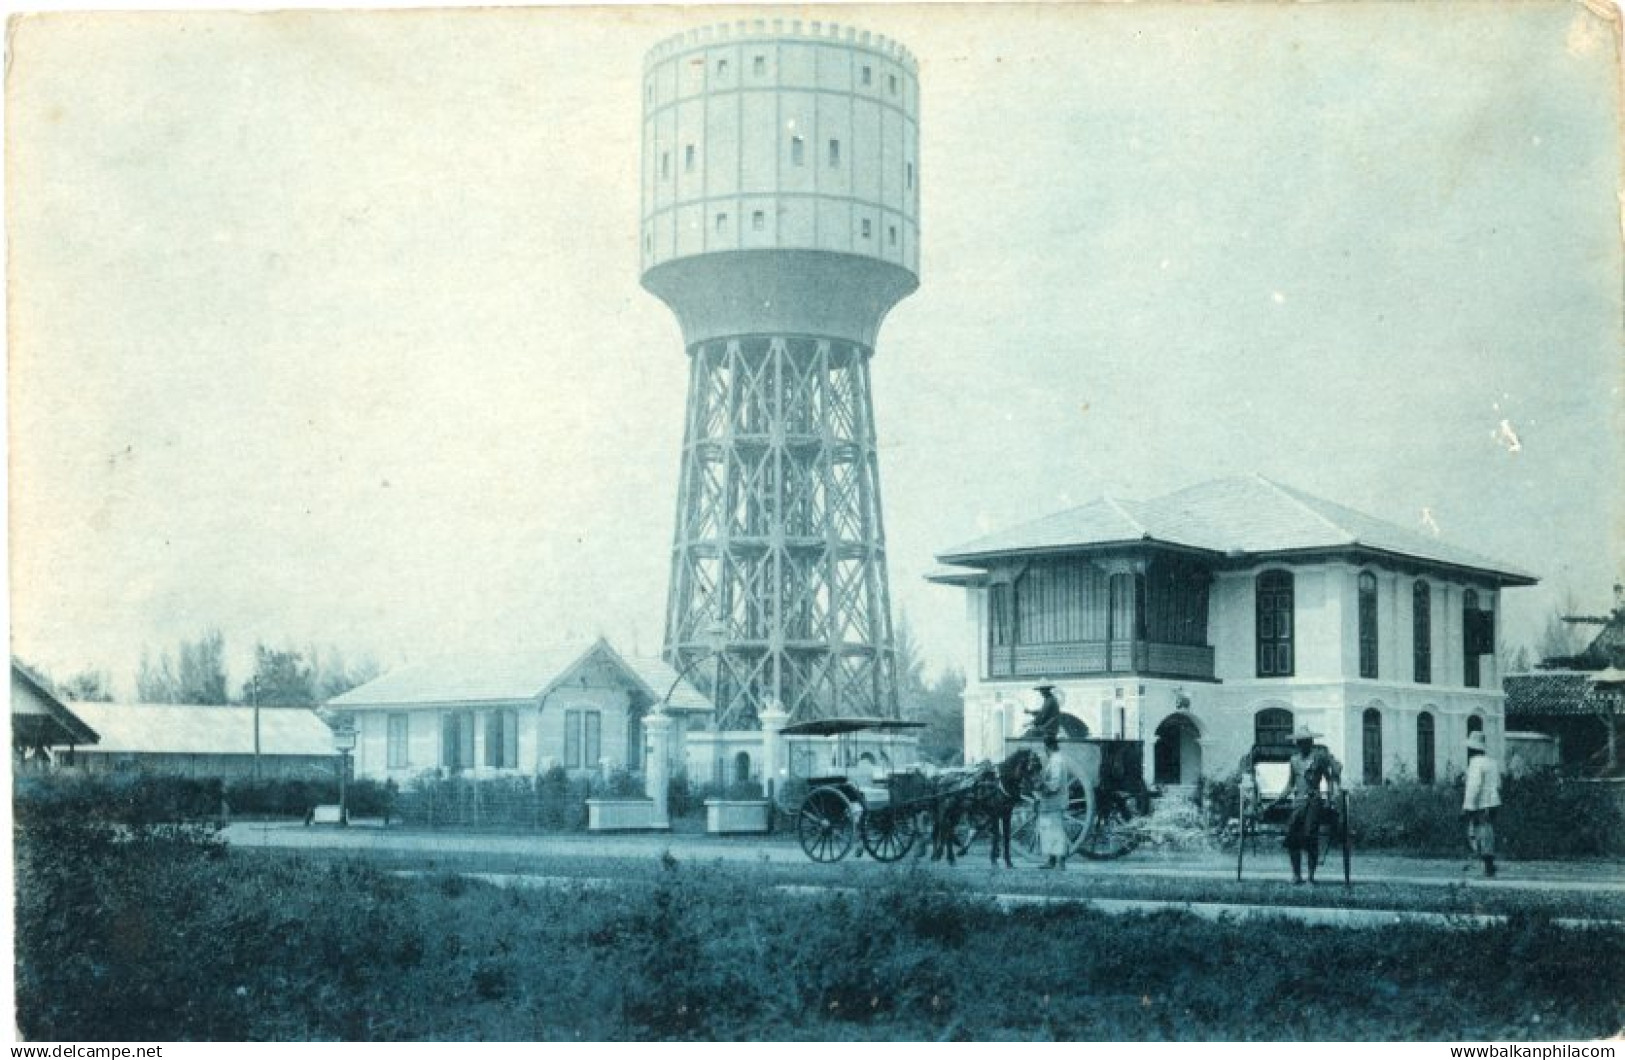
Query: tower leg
665,335,899,725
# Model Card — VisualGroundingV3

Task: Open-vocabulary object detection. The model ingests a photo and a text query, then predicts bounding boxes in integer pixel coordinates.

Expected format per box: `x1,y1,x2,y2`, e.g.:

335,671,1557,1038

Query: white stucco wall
958,557,1511,786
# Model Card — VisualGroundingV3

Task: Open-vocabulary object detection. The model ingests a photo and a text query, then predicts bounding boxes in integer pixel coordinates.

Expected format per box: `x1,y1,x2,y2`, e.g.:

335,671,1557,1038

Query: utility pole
251,674,261,782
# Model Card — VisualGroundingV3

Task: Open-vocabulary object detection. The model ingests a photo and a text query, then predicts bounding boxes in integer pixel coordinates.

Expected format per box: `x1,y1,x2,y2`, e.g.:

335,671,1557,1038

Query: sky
8,2,1623,697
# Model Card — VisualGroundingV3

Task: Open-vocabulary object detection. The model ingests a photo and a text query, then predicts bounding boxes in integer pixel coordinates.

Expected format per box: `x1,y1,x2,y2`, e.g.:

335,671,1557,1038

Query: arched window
1362,707,1383,785
1467,713,1484,737
1463,589,1481,688
1255,707,1294,749
1358,572,1379,679
1256,571,1295,677
1413,581,1432,684
734,751,753,784
1417,712,1436,785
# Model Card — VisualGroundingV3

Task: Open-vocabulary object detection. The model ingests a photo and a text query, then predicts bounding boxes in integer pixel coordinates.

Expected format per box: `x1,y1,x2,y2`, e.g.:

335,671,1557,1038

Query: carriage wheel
797,786,855,863
859,805,917,862
1078,795,1142,860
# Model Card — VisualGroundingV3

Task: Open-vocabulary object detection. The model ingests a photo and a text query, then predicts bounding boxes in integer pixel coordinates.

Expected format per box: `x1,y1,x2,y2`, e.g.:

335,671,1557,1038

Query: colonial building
931,475,1536,791
326,639,712,783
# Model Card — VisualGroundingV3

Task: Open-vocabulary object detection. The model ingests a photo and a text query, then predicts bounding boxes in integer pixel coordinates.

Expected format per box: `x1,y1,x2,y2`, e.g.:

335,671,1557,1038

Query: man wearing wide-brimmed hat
1271,724,1343,885
1463,730,1502,878
1024,680,1062,742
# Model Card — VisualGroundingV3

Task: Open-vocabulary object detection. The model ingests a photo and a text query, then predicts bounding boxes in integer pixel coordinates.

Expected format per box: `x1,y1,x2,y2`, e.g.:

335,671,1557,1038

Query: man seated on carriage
1023,682,1063,741
1267,725,1343,885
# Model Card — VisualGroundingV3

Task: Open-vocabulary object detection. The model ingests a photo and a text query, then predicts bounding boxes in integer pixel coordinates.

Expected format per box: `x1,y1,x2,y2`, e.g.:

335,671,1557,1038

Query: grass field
15,816,1625,1041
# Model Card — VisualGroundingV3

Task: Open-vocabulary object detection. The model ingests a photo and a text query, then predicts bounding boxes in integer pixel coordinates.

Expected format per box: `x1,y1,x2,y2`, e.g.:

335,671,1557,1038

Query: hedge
1197,769,1625,859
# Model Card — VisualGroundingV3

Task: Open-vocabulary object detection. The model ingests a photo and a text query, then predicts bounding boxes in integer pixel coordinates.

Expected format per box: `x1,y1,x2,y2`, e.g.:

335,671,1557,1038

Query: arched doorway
1153,714,1202,786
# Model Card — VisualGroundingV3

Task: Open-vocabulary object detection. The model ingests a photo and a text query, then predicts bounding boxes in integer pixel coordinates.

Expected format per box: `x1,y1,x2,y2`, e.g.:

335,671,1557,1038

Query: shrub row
1194,769,1625,859
392,766,655,830
12,773,397,824
15,819,1625,1040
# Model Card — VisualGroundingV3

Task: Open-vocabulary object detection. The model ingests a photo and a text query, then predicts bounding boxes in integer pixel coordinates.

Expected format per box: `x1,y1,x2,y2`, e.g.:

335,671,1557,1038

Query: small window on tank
717,58,729,77
888,225,897,246
861,218,872,239
716,212,729,233
828,139,840,167
790,135,805,166
685,145,695,173
644,233,652,253
661,152,670,180
861,65,872,86
752,211,765,232
753,55,766,76
888,73,898,95
906,162,914,189
647,83,654,105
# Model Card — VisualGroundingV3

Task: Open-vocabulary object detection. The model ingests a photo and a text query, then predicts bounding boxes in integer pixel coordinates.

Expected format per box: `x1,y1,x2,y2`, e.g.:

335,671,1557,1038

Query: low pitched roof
1504,672,1619,718
65,702,335,757
936,475,1535,585
10,664,100,747
326,639,713,713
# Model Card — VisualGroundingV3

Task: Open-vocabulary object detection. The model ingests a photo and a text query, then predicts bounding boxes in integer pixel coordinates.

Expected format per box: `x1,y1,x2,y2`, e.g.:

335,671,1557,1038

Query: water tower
641,20,920,726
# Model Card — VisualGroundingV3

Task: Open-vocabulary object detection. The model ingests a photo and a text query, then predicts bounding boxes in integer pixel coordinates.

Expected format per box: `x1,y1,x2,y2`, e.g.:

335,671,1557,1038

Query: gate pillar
758,698,789,805
644,712,675,830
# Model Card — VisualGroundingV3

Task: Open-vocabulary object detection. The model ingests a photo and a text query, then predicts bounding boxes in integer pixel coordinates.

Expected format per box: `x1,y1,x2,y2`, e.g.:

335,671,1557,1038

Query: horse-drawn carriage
780,717,1049,864
1233,741,1352,884
1004,736,1151,862
775,717,932,863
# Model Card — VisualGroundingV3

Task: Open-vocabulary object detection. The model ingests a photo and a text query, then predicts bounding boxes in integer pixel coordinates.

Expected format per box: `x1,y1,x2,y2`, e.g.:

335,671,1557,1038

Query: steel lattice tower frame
640,21,921,726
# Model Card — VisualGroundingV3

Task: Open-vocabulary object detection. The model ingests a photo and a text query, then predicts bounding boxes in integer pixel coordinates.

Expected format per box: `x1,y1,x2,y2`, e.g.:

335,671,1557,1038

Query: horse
926,748,1044,868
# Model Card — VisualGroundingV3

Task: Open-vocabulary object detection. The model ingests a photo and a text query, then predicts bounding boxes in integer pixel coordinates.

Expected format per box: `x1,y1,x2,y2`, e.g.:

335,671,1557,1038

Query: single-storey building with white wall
61,701,337,779
325,639,713,782
931,475,1537,793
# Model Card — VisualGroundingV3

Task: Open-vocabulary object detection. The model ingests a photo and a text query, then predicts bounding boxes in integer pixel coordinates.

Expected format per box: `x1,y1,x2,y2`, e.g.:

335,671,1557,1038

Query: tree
1537,588,1602,669
893,610,965,765
306,645,382,702
916,667,966,766
178,631,228,704
136,631,229,704
59,670,113,702
243,645,316,707
894,610,929,715
136,649,180,703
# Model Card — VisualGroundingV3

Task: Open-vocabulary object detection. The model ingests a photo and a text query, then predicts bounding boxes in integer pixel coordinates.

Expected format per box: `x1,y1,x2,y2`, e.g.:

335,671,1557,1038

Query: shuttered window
564,710,602,770
1256,571,1295,677
1413,581,1432,684
1358,572,1379,679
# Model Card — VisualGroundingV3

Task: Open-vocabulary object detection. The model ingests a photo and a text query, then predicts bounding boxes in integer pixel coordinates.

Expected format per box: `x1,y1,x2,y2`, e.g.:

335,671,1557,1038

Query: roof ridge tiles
1102,494,1150,537
1253,473,1355,542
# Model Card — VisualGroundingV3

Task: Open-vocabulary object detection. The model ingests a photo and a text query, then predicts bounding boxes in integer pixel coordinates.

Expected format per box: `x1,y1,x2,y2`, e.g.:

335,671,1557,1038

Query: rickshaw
1234,742,1352,884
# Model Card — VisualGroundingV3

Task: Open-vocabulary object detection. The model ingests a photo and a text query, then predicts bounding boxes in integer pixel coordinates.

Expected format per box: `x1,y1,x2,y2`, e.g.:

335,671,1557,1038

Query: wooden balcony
988,639,1215,682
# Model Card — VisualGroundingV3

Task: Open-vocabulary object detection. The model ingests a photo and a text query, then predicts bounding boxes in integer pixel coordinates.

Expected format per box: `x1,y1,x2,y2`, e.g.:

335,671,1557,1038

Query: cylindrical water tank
639,20,920,347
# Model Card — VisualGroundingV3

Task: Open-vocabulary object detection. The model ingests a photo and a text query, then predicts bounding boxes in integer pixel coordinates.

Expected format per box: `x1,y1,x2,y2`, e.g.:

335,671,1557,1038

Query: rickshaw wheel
797,786,856,862
859,806,916,862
